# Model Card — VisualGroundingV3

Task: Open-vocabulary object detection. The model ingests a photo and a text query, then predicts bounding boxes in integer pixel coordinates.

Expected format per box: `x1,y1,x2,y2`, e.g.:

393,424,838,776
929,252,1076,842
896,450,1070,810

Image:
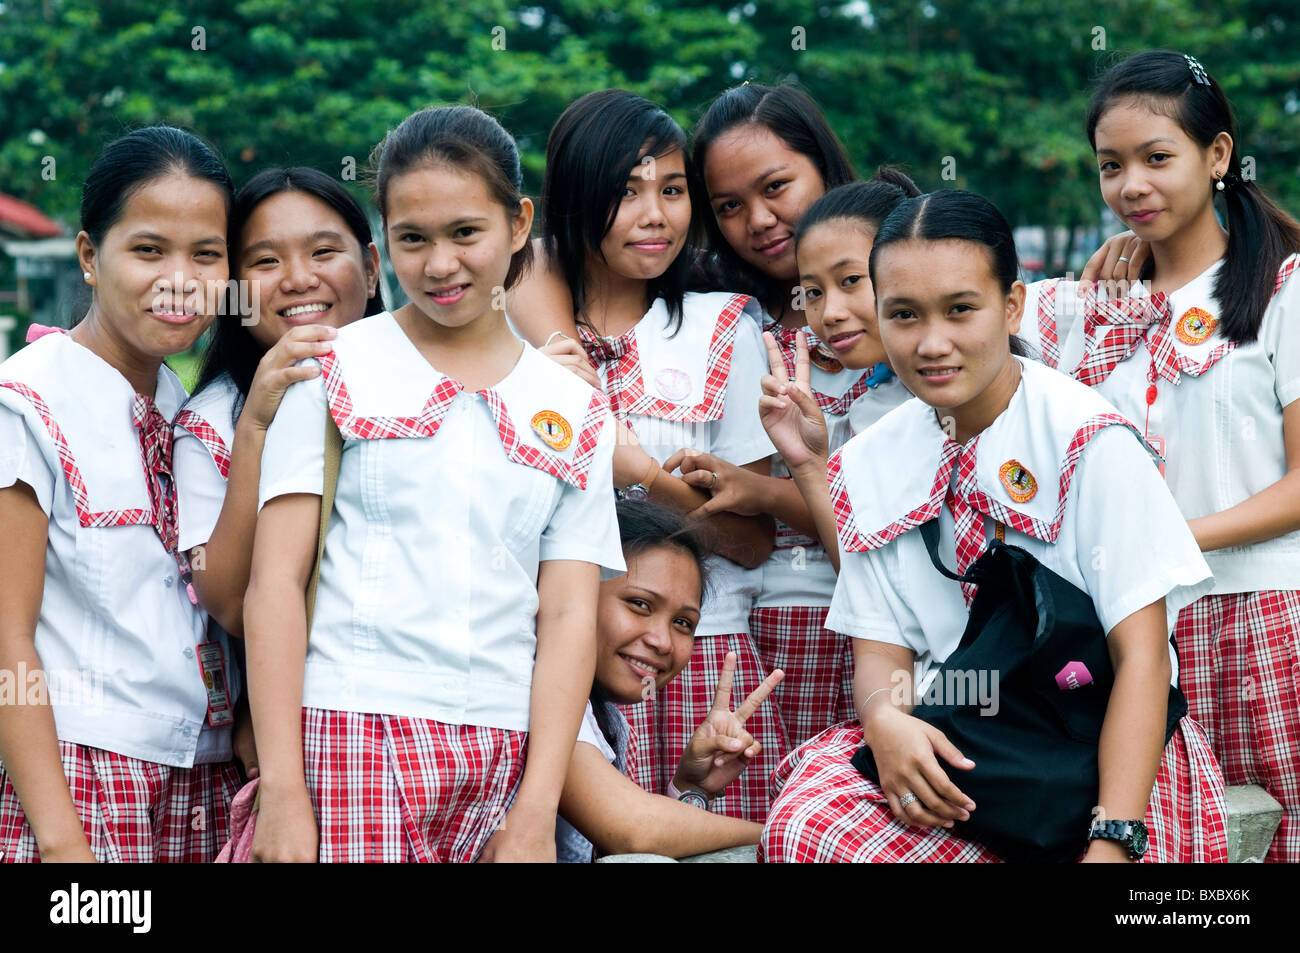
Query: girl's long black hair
1086,51,1300,344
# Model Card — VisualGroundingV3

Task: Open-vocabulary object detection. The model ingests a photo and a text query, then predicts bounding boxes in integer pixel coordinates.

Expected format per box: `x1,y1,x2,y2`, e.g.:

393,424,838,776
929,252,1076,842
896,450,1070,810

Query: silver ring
899,792,918,808
709,471,718,489
1117,256,1131,264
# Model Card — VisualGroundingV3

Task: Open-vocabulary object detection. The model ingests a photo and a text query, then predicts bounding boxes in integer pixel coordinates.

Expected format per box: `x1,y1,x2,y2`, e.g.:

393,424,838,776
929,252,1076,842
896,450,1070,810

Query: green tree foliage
1,0,1296,271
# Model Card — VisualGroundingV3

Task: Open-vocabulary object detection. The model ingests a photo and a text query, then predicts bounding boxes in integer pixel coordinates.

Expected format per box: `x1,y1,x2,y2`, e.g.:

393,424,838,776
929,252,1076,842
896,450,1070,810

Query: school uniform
0,329,240,863
577,291,786,822
760,357,1228,863
750,320,909,746
259,311,624,862
1027,255,1300,862
556,697,631,863
173,371,240,550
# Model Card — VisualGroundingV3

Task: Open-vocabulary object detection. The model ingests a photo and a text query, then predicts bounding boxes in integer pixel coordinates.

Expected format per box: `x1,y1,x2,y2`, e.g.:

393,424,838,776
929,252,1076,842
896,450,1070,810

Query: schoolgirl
0,127,241,862
1025,51,1300,863
521,88,784,823
681,86,894,746
760,190,1228,863
244,106,624,862
558,500,783,861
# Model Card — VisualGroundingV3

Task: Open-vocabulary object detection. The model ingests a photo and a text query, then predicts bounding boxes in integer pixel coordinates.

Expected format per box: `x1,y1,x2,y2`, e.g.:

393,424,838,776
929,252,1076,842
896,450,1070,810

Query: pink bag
214,778,259,863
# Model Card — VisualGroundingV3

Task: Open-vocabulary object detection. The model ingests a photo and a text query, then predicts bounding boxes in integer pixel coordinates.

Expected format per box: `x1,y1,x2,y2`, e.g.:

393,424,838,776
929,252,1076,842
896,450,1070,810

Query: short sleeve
574,701,617,763
826,544,928,656
708,312,777,467
174,428,227,550
538,409,625,571
0,402,57,515
1071,425,1213,633
1266,268,1300,407
258,368,327,510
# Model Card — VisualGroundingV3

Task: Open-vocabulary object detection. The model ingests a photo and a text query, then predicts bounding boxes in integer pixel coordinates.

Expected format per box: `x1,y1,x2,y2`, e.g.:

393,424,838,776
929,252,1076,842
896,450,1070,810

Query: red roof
0,192,62,238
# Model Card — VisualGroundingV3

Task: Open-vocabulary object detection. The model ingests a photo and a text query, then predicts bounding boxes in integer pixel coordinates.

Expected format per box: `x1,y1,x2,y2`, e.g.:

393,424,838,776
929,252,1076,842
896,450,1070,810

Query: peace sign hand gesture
671,652,784,799
759,331,828,472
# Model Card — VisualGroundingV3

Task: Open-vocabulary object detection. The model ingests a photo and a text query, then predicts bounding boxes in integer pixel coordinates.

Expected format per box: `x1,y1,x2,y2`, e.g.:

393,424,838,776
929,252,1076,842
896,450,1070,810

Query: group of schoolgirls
1,48,1297,865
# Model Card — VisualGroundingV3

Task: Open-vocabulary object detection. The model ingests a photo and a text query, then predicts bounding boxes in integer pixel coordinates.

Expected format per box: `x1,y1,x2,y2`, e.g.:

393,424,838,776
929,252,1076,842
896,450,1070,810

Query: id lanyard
1143,355,1167,478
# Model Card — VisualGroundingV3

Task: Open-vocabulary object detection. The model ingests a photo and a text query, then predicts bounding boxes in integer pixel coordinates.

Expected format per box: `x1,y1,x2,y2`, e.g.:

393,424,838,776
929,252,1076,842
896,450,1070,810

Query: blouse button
163,575,175,587
183,647,195,659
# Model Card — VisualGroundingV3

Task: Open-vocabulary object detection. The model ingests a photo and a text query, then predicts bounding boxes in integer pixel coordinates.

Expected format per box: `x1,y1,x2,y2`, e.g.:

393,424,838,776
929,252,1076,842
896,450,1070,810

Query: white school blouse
826,358,1213,695
173,371,240,552
258,312,625,731
1025,256,1300,595
584,292,776,636
0,333,234,766
755,319,910,607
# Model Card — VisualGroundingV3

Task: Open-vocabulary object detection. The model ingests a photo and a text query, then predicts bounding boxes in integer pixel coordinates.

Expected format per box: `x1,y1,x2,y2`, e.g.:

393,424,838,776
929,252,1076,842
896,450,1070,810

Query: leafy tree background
2,0,1297,277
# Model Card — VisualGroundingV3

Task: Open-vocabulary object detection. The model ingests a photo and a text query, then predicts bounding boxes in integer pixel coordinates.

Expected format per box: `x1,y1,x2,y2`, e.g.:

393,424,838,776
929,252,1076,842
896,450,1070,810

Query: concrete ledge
596,845,759,864
595,852,678,863
1225,784,1281,863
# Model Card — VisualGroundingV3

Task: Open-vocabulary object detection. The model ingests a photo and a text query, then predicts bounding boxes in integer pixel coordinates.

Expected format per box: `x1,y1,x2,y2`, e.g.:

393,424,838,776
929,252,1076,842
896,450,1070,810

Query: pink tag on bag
1055,661,1093,691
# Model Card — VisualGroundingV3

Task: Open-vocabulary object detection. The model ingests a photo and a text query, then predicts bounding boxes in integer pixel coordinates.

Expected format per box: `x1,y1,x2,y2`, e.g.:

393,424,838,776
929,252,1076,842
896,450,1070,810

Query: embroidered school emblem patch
530,410,573,450
998,459,1037,503
1175,307,1216,345
654,367,692,402
808,344,843,373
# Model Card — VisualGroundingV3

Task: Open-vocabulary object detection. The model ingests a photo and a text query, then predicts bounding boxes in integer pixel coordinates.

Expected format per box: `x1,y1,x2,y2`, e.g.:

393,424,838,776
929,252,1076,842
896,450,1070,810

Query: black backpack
851,519,1186,862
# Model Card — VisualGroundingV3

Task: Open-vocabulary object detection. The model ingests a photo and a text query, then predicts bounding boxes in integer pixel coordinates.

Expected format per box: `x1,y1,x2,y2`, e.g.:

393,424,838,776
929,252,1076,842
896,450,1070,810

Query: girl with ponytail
1024,50,1300,863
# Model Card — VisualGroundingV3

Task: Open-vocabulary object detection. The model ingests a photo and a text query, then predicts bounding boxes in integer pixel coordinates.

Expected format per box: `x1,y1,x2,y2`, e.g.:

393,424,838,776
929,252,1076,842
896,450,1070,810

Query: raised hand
672,651,784,799
759,331,828,471
243,324,337,432
661,449,766,518
539,333,602,389
1078,230,1149,293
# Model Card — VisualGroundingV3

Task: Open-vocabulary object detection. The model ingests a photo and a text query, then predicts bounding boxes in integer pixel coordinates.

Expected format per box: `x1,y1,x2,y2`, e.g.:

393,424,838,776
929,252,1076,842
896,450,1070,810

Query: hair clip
1184,54,1211,86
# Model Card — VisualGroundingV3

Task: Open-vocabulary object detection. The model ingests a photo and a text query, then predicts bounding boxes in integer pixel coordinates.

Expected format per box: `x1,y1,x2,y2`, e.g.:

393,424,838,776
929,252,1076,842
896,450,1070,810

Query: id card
196,642,234,727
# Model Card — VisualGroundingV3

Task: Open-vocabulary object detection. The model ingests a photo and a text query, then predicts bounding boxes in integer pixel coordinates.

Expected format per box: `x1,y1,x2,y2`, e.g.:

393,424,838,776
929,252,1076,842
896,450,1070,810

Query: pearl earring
1215,173,1225,192
83,271,92,280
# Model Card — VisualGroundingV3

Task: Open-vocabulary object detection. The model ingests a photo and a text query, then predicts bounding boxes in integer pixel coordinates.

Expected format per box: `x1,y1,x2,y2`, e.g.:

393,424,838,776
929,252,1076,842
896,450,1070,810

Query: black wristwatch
1088,818,1149,860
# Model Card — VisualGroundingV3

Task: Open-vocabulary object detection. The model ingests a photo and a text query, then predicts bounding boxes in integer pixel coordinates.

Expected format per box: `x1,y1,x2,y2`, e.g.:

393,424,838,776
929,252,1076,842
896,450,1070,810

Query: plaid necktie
942,440,986,607
1070,286,1171,387
578,325,635,420
132,394,195,603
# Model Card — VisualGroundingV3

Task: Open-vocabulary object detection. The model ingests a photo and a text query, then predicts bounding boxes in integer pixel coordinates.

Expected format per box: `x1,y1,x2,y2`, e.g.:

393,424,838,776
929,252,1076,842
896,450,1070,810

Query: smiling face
1093,99,1231,244
798,218,890,370
594,545,703,705
385,163,532,330
77,172,227,358
239,191,379,349
593,146,692,284
704,123,825,282
875,238,1024,441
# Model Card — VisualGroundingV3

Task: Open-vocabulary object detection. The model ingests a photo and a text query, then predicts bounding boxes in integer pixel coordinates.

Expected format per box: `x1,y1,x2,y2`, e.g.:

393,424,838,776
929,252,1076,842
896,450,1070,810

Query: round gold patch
999,459,1037,504
1175,307,1216,345
530,410,573,450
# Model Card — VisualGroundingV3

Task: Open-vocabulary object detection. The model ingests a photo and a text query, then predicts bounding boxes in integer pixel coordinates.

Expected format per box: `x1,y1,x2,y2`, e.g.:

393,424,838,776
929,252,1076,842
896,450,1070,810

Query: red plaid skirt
0,743,240,863
759,716,1227,863
619,633,790,822
1175,590,1300,863
750,606,855,747
302,707,527,863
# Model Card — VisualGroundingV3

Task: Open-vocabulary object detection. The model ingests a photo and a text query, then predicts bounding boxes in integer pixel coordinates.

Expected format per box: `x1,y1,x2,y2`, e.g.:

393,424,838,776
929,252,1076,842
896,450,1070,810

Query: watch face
1132,823,1149,857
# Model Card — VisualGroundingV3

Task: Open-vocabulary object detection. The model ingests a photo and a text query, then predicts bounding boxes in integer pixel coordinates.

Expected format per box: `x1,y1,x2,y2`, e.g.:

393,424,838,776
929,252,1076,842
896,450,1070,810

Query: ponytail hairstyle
693,83,857,300
1086,50,1300,344
869,189,1034,359
195,166,386,412
542,89,703,335
794,166,923,246
370,105,534,290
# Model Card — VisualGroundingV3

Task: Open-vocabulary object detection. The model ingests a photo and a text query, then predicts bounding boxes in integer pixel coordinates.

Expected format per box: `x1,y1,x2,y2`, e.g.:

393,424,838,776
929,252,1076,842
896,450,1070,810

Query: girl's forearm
854,645,917,744
603,795,762,858
757,474,820,538
1095,657,1168,824
189,423,268,637
787,455,840,570
0,638,88,855
647,471,774,568
243,578,308,793
1190,468,1300,551
514,600,598,818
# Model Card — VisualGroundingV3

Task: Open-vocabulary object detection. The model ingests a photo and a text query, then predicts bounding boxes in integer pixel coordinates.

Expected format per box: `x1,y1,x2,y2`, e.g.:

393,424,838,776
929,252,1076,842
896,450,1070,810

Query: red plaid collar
317,348,609,490
576,293,750,423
